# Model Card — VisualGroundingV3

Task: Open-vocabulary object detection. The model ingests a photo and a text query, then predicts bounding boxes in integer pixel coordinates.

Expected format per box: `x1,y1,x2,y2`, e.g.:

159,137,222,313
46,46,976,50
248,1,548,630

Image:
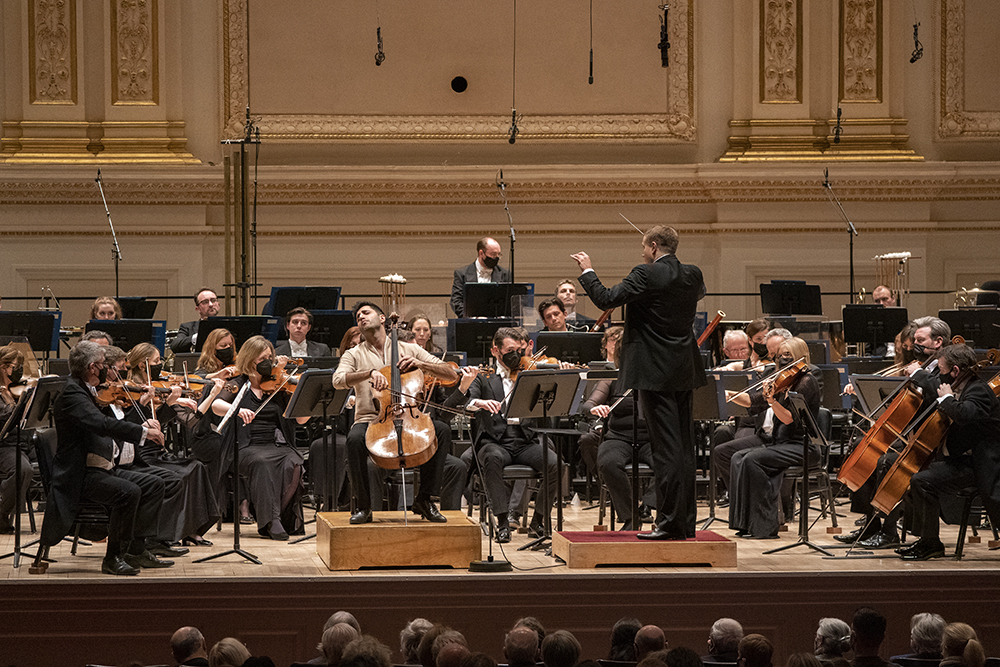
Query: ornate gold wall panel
760,0,802,103
28,0,78,105
111,0,158,105
840,0,882,103
221,0,696,143
937,0,1000,139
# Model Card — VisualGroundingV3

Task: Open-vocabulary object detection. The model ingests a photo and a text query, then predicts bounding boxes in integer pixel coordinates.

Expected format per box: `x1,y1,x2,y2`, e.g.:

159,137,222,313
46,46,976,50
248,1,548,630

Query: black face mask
482,255,500,270
255,359,273,379
777,355,795,368
215,346,234,365
500,349,523,372
913,343,929,361
8,366,23,385
147,363,163,380
96,364,108,384
752,342,769,358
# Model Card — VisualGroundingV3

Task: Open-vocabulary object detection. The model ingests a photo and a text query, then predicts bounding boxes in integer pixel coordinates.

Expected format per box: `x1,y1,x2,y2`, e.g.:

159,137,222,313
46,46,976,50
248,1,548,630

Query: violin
726,358,806,403
365,315,438,471
94,381,185,407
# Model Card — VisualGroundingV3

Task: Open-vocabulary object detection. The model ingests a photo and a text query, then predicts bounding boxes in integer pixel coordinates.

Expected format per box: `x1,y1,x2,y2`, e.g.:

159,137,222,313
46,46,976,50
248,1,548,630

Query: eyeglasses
198,297,219,306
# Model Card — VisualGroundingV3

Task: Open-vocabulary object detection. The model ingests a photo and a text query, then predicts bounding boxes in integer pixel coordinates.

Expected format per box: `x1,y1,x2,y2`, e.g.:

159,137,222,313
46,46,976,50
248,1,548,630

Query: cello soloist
332,301,458,525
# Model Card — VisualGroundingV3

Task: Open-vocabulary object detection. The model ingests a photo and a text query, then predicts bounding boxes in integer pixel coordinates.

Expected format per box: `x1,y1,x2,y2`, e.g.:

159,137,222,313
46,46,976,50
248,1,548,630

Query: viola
365,315,438,471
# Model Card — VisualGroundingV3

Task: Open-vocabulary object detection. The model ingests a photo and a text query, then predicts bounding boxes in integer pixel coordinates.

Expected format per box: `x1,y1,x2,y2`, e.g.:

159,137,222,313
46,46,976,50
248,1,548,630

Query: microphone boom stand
823,171,859,304
95,171,123,300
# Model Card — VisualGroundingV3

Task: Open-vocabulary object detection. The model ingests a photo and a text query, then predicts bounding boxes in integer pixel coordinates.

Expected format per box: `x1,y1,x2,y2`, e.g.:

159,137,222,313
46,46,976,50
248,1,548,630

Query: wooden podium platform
552,530,737,568
316,511,482,570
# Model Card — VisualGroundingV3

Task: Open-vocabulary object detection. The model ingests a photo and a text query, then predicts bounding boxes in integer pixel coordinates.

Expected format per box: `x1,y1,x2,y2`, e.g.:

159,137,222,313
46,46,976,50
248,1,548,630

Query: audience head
400,618,434,664
171,626,207,664
461,653,498,667
610,617,642,661
513,616,546,649
418,625,452,667
850,608,887,655
941,623,985,667
243,658,276,667
738,634,773,667
341,635,393,667
321,623,360,667
437,642,472,667
541,630,582,667
81,329,113,346
208,637,251,667
432,630,469,666
709,618,744,657
664,647,702,667
504,626,540,667
814,618,851,658
909,613,946,658
325,610,362,634
785,654,822,667
634,625,667,661
637,653,670,667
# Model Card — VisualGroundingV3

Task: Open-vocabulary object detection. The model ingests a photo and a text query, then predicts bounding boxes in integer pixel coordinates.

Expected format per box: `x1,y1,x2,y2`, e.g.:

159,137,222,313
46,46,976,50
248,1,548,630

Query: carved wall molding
28,0,77,104
760,0,801,103
840,0,881,102
111,0,158,105
937,0,1000,139
221,0,695,143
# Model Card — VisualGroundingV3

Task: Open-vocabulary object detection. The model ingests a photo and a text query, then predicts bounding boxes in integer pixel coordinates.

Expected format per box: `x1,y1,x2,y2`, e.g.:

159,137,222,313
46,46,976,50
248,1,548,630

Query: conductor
571,225,706,540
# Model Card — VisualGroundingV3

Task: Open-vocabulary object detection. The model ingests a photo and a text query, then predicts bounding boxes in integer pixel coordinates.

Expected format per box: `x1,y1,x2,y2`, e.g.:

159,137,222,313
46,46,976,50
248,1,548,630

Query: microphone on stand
95,168,102,183
497,168,506,194
833,107,843,144
508,109,519,144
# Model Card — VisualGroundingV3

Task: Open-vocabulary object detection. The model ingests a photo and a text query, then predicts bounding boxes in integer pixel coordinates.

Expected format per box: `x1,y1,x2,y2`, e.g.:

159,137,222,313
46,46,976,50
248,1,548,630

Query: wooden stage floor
4,501,1000,667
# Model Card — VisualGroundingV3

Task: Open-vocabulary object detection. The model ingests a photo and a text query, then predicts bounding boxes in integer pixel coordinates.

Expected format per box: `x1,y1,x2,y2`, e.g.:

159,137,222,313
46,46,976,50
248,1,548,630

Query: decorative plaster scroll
761,0,801,103
111,0,158,104
28,0,77,104
840,0,881,102
938,0,1000,139
221,0,695,143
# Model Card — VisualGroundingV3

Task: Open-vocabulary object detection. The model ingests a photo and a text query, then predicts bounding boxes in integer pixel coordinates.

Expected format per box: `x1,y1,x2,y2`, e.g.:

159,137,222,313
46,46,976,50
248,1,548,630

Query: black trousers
477,437,558,521
910,456,976,541
597,438,654,530
80,467,164,557
346,420,449,511
638,389,697,538
713,426,761,493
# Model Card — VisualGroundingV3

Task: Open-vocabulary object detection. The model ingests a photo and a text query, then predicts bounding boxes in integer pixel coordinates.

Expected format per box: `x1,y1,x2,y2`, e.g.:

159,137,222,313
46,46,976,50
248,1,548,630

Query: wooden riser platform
317,510,481,570
552,530,737,567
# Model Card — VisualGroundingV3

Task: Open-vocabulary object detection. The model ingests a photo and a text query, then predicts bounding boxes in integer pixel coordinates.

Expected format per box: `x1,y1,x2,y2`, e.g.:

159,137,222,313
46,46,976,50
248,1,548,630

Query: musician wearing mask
0,346,33,534
897,344,1000,560
717,318,770,372
728,337,821,539
906,316,951,376
332,301,458,525
275,307,332,358
170,288,221,354
204,336,310,540
188,328,237,513
450,237,510,318
449,327,559,543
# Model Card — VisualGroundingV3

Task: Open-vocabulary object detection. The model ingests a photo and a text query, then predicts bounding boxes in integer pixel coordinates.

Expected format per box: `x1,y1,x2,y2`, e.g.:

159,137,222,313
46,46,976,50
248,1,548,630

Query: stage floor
4,499,999,580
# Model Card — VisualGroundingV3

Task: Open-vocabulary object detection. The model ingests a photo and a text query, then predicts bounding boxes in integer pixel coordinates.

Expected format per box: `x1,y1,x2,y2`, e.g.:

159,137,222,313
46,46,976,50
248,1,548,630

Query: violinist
728,337,821,539
275,307,332,358
194,328,236,379
449,327,559,543
332,301,458,525
123,343,220,547
207,336,310,539
189,328,237,513
0,345,33,534
899,344,1000,560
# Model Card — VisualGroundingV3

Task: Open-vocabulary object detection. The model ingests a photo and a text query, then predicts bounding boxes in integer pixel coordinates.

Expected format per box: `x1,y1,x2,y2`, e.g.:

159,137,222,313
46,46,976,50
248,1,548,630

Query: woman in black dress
207,335,309,540
0,346,33,534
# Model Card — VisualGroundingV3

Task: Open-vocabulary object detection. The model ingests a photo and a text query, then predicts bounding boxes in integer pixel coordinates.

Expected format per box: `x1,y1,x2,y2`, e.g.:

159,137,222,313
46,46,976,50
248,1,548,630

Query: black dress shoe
526,520,546,539
268,527,289,541
856,532,900,550
350,508,373,525
637,528,688,541
182,536,213,547
899,539,945,561
833,527,865,544
496,525,512,543
124,550,174,569
102,555,140,576
639,504,654,521
411,498,447,523
146,541,189,558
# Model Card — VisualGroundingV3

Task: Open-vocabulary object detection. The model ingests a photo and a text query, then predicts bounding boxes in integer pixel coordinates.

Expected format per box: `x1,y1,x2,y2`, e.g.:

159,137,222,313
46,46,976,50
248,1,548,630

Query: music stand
281,370,351,544
849,374,907,416
464,283,534,319
843,305,909,354
694,373,725,530
763,391,834,557
305,310,356,350
263,286,341,317
0,311,61,353
118,297,158,319
534,332,605,365
86,319,167,354
938,308,1000,349
505,368,581,552
760,281,823,317
194,316,278,352
450,319,516,366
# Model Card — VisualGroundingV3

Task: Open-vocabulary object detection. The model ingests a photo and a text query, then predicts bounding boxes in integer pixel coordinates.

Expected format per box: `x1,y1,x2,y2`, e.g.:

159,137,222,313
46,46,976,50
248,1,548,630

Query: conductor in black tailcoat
450,236,511,318
572,225,707,539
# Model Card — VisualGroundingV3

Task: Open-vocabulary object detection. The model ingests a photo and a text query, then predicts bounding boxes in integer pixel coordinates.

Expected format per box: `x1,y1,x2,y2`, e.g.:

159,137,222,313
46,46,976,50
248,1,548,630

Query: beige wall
1,0,997,334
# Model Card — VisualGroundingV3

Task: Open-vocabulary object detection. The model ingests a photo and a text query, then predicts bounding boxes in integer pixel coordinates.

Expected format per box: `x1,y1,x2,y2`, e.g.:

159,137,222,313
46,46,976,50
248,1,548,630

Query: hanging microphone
508,109,519,144
589,48,594,84
823,168,830,190
375,26,385,66
910,22,923,63
657,4,670,67
497,169,506,193
95,168,102,183
833,107,843,144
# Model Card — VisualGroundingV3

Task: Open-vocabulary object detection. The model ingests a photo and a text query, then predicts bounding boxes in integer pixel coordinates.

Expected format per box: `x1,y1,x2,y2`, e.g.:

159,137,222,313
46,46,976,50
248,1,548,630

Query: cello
871,350,1000,514
365,315,438,470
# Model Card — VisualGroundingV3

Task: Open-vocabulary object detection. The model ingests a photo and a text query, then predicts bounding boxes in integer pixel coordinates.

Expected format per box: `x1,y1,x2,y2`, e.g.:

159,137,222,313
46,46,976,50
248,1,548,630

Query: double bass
365,315,438,470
